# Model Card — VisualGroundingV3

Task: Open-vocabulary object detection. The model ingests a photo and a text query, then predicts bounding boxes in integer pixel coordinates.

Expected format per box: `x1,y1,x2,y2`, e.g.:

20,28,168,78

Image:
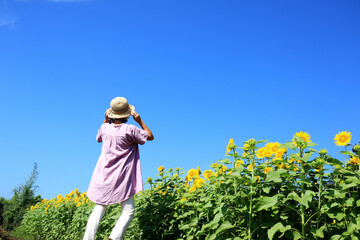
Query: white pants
83,196,135,240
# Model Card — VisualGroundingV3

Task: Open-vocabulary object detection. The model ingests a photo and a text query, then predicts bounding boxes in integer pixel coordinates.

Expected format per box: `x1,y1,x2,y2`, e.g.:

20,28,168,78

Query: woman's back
87,123,148,205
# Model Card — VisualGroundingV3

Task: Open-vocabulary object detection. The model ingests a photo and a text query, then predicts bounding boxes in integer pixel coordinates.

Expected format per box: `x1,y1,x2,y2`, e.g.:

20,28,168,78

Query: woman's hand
131,110,141,123
104,108,111,123
131,110,154,141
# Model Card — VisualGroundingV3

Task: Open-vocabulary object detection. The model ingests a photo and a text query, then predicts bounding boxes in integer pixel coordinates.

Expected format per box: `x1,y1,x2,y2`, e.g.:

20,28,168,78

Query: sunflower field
13,131,360,240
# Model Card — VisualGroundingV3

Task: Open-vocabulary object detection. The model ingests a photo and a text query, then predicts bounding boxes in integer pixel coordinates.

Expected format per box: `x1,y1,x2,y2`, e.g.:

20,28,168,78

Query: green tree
2,162,42,231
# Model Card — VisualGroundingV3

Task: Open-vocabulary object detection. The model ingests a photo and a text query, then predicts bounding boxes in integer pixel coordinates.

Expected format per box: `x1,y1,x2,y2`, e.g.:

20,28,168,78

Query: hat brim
107,105,135,119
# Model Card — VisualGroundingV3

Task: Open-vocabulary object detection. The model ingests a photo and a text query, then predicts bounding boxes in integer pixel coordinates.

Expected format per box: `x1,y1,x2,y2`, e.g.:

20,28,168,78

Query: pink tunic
87,123,148,205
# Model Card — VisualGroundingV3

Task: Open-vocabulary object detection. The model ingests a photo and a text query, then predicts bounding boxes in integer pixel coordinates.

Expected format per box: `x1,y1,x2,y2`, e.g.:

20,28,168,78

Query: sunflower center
339,135,348,142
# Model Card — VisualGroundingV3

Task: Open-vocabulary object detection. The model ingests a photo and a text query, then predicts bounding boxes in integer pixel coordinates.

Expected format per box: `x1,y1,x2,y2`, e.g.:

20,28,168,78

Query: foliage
1,162,42,231
14,132,360,240
0,197,7,226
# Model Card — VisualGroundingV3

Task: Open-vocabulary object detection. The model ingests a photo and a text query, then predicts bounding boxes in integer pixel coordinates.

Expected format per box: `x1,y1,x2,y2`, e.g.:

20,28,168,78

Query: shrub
1,162,41,231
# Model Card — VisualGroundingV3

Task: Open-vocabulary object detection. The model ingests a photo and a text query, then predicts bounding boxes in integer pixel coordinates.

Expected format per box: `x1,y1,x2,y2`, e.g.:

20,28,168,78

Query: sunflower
292,131,311,147
226,138,235,154
274,148,287,160
194,177,205,187
203,170,214,180
256,147,266,159
315,166,324,172
278,163,288,169
349,156,359,165
334,131,352,146
263,167,273,174
189,185,197,193
236,160,244,168
158,166,164,172
243,143,250,152
266,142,281,154
211,163,218,168
187,168,199,181
263,148,273,158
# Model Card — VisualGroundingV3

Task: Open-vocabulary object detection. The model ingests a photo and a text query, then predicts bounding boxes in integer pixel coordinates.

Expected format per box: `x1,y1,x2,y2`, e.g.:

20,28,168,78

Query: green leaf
202,221,219,230
330,235,342,240
334,190,346,199
302,190,316,208
190,217,198,226
340,182,358,190
345,198,354,207
316,225,326,238
227,171,241,179
293,230,302,240
206,233,217,240
177,210,195,220
287,190,315,208
262,187,271,194
306,142,318,147
279,142,296,149
216,176,226,181
308,148,318,153
285,230,302,240
268,222,291,240
303,152,314,162
255,195,278,211
202,201,212,209
340,151,356,157
289,153,301,160
265,169,287,183
293,135,303,145
347,220,359,234
179,223,190,230
215,221,234,235
345,176,360,184
327,211,346,221
218,159,232,164
212,210,224,223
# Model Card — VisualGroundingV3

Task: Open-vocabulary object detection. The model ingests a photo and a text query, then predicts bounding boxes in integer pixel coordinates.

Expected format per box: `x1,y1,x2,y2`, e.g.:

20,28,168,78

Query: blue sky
1,0,359,200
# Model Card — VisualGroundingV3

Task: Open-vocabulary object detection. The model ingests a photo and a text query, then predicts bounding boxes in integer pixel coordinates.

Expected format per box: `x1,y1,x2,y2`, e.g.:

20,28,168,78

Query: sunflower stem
344,146,347,167
232,148,237,196
316,166,323,240
300,147,306,239
248,148,255,240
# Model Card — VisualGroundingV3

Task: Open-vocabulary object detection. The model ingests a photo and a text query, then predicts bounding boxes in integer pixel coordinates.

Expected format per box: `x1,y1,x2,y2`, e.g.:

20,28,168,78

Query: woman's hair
109,118,128,124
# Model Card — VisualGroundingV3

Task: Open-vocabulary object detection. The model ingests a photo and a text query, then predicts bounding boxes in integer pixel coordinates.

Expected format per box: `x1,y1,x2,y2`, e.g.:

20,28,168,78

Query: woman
83,97,154,240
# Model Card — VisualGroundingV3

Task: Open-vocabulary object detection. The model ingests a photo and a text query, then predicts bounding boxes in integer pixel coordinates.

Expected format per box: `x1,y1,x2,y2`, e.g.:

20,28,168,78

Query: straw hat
107,97,135,119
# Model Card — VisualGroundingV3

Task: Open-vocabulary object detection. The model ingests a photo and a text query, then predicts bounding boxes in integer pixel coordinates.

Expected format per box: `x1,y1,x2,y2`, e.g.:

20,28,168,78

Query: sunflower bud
317,157,325,164
246,139,256,147
353,144,360,154
319,149,327,156
335,164,341,170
